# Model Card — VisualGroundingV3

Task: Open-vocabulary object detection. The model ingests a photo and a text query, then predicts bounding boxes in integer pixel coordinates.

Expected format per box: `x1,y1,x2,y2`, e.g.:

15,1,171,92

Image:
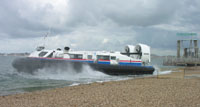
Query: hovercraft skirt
12,57,154,75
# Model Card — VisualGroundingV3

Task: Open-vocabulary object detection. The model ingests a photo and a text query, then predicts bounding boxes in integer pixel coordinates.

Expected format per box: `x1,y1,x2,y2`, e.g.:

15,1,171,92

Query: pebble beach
1,70,200,107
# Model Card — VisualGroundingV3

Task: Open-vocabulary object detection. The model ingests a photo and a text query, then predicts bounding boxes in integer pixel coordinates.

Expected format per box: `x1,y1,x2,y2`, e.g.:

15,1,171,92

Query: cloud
66,0,181,27
0,0,200,55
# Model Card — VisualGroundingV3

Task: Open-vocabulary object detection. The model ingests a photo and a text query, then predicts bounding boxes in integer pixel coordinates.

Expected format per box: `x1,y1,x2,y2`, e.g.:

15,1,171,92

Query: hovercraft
12,44,155,75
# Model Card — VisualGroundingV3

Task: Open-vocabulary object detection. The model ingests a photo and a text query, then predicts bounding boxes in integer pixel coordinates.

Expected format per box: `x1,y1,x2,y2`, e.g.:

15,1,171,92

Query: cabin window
47,52,53,58
69,54,83,59
144,53,149,55
39,51,48,57
87,55,92,59
97,55,110,60
111,56,116,60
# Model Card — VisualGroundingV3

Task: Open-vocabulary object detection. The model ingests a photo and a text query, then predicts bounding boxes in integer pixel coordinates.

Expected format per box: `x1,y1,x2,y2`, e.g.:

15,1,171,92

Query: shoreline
1,70,200,107
0,73,152,97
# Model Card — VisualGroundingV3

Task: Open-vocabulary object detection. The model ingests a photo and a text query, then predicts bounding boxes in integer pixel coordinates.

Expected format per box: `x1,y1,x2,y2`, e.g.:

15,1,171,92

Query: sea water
0,56,173,96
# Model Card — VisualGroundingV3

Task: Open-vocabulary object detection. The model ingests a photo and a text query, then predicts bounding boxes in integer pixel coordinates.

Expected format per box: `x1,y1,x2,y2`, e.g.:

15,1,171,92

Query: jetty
163,39,200,66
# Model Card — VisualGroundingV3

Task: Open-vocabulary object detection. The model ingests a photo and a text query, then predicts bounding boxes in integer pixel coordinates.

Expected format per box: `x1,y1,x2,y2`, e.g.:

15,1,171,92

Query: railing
163,56,200,66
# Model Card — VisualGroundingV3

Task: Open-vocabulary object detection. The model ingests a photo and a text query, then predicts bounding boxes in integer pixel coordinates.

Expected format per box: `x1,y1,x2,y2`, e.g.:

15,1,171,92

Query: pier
163,39,200,66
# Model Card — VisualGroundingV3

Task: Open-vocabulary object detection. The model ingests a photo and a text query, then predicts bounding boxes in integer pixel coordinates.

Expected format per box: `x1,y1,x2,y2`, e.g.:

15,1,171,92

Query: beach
1,70,200,107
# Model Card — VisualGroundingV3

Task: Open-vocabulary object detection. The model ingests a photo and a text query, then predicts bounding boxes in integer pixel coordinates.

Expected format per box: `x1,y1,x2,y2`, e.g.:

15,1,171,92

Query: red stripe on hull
29,57,94,61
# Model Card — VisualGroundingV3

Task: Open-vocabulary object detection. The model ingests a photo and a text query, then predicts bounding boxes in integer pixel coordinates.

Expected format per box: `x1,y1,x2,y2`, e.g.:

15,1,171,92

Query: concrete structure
163,39,200,66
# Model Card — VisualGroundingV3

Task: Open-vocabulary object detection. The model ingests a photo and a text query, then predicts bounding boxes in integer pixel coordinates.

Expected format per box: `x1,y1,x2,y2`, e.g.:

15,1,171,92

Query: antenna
36,27,52,51
43,27,51,47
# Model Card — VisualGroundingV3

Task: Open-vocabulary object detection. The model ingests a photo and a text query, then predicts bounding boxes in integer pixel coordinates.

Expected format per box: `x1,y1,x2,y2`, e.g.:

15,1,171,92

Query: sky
0,0,200,55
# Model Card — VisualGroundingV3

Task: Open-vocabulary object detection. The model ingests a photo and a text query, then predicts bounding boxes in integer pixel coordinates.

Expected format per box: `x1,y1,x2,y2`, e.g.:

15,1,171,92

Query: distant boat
12,43,154,75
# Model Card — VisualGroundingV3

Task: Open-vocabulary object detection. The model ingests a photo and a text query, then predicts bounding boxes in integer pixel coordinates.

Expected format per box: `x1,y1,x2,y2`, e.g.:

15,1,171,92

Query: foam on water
69,83,81,86
17,64,109,81
153,66,172,75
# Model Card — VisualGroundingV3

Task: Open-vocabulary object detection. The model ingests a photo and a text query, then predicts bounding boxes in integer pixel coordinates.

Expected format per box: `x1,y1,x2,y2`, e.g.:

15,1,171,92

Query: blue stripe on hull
119,62,142,66
84,61,94,63
97,62,110,64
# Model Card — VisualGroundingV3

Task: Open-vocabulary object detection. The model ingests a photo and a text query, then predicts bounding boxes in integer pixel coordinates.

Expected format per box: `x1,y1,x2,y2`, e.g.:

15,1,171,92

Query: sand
1,70,200,107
